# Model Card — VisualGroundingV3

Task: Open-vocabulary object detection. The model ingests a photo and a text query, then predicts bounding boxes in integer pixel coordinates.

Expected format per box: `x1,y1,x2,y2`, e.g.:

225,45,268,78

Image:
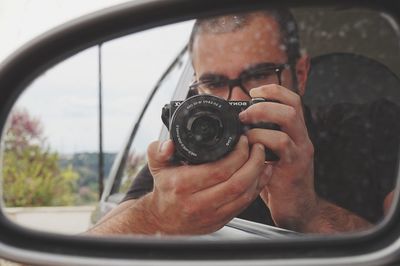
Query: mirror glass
2,7,400,239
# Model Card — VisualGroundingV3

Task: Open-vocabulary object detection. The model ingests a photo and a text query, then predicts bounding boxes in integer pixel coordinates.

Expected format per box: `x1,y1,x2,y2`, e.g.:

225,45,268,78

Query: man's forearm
302,198,372,234
87,195,160,235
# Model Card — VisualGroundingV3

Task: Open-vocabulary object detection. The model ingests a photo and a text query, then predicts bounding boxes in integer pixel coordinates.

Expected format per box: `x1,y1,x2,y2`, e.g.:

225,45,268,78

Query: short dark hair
188,9,301,64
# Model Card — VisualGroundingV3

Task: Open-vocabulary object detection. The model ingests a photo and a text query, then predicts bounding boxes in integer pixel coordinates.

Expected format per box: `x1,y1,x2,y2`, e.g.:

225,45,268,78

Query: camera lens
188,113,222,146
169,95,241,164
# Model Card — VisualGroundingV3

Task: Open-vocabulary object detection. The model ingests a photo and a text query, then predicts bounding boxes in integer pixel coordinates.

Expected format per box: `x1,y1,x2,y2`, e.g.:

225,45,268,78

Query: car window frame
99,50,193,218
101,47,190,202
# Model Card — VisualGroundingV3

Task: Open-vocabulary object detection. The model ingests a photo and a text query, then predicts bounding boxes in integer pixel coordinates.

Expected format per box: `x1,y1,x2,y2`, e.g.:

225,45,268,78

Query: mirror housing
1,0,400,265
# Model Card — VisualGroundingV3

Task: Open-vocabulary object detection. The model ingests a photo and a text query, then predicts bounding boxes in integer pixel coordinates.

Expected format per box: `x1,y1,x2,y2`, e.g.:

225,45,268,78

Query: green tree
2,109,79,207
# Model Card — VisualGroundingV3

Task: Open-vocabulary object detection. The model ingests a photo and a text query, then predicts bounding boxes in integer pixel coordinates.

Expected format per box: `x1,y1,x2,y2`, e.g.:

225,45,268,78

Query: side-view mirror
1,0,400,265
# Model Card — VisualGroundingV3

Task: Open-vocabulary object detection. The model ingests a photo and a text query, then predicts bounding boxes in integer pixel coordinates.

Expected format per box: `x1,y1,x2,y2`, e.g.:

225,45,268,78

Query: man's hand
87,136,269,236
239,84,316,231
142,135,270,235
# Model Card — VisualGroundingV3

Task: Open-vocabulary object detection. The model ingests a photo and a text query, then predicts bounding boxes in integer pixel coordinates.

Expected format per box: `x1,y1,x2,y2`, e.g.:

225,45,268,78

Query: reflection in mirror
2,7,400,239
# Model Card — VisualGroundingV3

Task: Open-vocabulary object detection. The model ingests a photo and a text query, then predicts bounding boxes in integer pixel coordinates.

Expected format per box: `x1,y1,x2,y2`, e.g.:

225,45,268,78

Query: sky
0,0,194,154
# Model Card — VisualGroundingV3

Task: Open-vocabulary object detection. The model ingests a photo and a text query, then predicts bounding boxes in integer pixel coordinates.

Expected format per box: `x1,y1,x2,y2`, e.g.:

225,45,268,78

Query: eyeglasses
190,62,290,100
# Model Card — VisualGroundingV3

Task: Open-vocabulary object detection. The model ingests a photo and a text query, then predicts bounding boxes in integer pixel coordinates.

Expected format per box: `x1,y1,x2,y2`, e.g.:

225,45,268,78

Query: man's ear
295,55,310,96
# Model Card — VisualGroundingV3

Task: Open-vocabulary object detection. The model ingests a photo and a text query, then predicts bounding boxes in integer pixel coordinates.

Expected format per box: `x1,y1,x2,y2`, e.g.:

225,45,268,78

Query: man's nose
229,85,251,101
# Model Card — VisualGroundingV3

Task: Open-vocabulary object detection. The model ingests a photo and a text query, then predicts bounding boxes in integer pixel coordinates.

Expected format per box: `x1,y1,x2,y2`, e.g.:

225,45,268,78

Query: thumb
259,164,273,187
147,139,175,173
260,188,270,207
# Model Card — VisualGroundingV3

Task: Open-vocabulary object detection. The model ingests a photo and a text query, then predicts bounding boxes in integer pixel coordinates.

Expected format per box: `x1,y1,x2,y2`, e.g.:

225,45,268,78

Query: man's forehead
196,14,281,40
193,15,282,54
191,15,286,75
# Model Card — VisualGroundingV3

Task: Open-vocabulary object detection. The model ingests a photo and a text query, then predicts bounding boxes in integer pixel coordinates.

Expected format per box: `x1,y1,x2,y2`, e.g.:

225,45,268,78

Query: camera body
161,94,279,164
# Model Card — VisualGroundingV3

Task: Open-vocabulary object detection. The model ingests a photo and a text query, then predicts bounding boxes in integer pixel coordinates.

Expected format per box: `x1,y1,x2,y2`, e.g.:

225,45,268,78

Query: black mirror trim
0,0,400,263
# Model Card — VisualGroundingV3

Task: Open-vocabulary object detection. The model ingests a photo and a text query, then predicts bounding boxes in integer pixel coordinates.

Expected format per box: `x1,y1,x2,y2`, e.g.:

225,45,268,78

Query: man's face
191,15,296,101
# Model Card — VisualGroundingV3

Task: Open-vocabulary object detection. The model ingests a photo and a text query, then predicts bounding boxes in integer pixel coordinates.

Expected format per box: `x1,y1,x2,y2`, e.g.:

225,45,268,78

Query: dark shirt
123,99,400,225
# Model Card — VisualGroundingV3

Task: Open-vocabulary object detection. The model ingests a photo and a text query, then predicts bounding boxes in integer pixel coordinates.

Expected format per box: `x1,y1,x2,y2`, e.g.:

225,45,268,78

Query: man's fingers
193,143,266,210
148,136,250,195
177,135,250,193
147,140,175,173
245,128,297,162
249,84,305,123
240,101,307,144
213,151,271,221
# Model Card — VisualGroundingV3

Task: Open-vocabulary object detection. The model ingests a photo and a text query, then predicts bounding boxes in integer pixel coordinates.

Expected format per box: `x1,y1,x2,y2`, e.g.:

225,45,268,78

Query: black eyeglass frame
190,63,291,100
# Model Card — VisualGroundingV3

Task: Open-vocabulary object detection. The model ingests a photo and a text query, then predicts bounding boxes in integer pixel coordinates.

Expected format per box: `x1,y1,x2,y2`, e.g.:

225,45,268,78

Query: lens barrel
170,95,241,164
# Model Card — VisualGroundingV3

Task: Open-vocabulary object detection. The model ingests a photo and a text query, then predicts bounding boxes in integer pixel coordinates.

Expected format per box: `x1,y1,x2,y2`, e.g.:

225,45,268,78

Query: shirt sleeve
121,164,154,202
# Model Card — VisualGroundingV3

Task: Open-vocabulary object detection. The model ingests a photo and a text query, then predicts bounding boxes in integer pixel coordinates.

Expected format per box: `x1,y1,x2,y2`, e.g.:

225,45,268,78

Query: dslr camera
161,94,280,164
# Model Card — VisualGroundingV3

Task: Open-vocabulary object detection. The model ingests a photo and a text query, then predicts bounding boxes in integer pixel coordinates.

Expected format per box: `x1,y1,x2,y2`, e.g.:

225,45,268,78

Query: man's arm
259,188,372,234
87,197,160,235
298,198,372,234
305,190,395,234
